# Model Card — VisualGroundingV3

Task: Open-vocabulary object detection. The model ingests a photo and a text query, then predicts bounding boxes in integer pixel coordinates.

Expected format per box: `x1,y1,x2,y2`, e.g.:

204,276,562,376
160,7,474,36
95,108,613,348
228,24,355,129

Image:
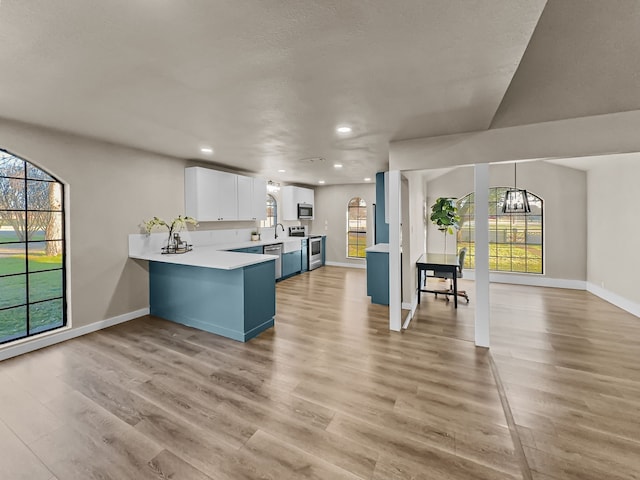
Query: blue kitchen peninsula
131,246,276,342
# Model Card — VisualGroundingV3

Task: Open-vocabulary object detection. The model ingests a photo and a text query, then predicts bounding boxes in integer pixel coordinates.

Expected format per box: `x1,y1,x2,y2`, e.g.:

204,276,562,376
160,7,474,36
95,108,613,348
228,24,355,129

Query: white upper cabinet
216,171,238,221
236,174,253,220
185,167,266,222
237,175,267,221
252,177,267,221
282,186,315,220
185,167,217,221
298,187,314,206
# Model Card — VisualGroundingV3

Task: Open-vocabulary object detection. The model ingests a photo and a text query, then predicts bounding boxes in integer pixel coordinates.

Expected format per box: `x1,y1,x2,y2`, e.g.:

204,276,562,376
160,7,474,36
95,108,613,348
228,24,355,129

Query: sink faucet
275,223,285,239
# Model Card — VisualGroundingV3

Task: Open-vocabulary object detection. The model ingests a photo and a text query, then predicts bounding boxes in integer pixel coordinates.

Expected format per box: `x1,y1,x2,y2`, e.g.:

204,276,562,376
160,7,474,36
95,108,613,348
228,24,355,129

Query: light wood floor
0,267,639,479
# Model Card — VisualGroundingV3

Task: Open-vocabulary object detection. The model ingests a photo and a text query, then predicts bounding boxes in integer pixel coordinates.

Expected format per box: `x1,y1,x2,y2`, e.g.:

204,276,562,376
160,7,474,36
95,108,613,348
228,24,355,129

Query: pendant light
267,180,280,193
502,163,531,214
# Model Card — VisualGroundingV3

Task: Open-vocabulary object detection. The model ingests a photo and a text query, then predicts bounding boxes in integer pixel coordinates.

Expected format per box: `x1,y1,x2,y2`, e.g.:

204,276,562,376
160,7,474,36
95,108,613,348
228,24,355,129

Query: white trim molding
586,283,640,318
401,295,419,330
464,270,586,290
325,261,366,269
0,308,149,361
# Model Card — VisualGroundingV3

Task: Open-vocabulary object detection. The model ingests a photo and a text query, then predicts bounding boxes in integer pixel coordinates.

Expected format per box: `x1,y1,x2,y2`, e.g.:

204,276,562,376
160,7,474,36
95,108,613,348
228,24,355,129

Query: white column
474,164,490,348
388,170,402,331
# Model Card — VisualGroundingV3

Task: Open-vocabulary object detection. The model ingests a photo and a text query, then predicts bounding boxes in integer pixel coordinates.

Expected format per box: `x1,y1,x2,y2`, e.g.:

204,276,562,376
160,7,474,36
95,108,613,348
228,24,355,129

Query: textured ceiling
545,152,640,171
0,0,546,185
491,0,640,128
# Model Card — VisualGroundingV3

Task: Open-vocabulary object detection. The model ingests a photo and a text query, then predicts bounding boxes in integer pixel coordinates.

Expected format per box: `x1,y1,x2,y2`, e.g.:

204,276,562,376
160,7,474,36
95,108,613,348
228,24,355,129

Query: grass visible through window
0,254,64,341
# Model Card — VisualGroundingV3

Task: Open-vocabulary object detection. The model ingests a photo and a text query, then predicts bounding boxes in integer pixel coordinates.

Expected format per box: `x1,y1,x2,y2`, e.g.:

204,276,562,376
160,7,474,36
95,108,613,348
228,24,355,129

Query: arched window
347,197,367,258
0,149,66,344
457,187,543,273
260,194,277,229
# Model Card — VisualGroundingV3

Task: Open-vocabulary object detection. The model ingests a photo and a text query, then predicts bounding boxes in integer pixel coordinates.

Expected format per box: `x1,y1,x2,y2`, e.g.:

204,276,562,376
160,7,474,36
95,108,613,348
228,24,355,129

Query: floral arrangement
142,215,198,235
141,215,198,253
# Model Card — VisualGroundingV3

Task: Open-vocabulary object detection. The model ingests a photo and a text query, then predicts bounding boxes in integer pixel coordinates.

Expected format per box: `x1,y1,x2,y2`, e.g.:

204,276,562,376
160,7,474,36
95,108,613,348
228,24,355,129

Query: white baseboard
463,270,586,290
325,261,366,269
0,307,149,361
586,283,640,318
401,295,419,329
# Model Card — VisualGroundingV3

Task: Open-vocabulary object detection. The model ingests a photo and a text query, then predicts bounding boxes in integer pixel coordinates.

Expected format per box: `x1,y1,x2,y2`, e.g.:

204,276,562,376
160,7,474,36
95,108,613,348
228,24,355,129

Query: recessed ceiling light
200,147,214,154
336,126,352,134
318,180,326,184
334,164,343,169
278,169,286,173
364,177,371,182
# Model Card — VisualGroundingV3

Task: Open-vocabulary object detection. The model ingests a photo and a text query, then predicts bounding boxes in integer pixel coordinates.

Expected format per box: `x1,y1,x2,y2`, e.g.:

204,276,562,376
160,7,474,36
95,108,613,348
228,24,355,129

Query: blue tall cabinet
375,172,389,244
366,244,389,305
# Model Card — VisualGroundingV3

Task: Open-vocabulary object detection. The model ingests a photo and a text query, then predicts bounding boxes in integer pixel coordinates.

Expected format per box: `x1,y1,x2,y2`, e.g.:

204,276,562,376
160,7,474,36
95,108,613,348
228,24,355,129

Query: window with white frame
260,194,277,229
347,197,367,258
457,187,543,273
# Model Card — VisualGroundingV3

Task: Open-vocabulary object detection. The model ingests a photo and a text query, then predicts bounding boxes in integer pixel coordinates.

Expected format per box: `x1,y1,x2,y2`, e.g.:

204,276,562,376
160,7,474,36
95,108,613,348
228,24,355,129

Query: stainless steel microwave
297,203,313,219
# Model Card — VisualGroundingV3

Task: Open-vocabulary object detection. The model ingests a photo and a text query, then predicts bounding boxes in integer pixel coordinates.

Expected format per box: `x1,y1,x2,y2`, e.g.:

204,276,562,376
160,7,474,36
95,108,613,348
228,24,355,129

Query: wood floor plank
2,267,640,478
147,449,214,480
0,419,53,480
42,390,163,474
0,374,63,445
237,429,364,480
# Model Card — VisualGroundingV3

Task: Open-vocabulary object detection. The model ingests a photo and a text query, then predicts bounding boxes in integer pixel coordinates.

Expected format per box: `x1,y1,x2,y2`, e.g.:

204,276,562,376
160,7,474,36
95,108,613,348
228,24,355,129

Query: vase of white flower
142,215,198,254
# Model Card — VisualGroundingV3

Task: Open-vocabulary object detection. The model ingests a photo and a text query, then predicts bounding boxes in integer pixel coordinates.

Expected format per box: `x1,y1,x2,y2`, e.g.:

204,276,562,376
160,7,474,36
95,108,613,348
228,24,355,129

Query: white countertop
214,238,297,251
129,245,278,270
365,243,389,253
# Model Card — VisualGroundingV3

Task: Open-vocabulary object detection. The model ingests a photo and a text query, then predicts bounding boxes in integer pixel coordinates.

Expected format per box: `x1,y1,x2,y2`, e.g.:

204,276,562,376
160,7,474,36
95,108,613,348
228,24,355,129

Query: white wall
311,183,376,267
425,161,587,281
401,171,427,307
401,177,411,304
587,156,640,310
1,118,194,335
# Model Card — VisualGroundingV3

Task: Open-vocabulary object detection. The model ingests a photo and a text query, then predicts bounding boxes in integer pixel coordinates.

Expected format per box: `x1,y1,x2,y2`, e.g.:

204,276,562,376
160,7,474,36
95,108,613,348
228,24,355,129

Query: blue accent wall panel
149,260,275,342
366,250,389,305
376,172,389,244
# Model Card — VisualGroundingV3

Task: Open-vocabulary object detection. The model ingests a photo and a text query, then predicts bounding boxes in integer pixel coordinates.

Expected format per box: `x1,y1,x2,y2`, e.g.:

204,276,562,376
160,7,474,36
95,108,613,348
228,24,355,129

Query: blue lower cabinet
149,260,276,342
282,250,302,278
366,250,389,305
321,236,326,265
230,248,248,253
301,241,308,272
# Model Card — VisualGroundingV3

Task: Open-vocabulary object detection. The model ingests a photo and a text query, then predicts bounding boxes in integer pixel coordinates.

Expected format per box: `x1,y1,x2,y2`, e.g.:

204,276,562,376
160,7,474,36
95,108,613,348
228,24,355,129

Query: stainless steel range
288,226,307,237
288,226,322,270
308,235,323,270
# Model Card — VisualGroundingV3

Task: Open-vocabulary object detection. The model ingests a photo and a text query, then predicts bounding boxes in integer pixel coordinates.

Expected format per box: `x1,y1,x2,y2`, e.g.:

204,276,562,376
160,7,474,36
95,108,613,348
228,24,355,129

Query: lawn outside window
0,149,66,344
457,187,543,274
347,197,367,258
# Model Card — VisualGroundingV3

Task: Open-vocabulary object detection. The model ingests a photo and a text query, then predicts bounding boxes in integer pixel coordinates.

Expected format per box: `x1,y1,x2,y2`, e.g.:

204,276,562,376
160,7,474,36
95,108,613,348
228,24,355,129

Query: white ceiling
491,0,640,128
0,0,547,185
545,152,640,171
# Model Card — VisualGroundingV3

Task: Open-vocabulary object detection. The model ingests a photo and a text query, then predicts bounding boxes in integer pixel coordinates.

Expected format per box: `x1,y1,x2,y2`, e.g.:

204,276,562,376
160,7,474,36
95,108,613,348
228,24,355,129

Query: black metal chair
430,248,470,303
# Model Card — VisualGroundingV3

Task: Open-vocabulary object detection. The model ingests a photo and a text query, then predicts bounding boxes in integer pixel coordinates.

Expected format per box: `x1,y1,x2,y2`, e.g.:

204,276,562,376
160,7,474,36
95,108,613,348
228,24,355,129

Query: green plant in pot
429,197,461,255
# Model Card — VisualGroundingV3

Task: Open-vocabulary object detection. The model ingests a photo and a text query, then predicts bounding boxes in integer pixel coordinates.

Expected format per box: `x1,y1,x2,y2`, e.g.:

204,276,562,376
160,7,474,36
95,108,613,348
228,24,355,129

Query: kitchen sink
282,239,302,253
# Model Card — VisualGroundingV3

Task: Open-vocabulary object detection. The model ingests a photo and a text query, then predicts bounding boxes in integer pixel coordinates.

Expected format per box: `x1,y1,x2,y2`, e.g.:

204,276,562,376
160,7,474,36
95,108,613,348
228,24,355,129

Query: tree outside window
0,149,66,344
457,187,543,274
347,197,367,258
